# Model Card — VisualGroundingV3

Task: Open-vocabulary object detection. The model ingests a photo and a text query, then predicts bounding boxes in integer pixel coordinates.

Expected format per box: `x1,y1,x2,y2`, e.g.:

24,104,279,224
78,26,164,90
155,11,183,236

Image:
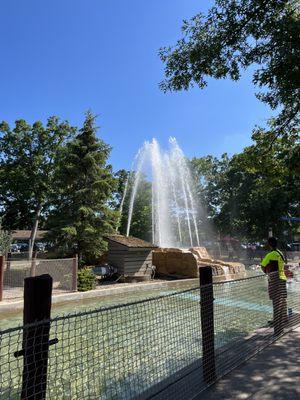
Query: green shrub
77,267,96,292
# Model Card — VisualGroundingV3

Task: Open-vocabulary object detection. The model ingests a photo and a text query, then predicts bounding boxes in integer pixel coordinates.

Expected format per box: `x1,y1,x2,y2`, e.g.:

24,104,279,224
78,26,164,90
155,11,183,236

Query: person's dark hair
268,237,277,249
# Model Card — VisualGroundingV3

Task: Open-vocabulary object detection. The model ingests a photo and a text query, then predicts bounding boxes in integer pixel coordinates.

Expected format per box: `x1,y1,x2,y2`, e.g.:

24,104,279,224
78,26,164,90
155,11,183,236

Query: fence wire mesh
2,258,75,300
0,272,299,400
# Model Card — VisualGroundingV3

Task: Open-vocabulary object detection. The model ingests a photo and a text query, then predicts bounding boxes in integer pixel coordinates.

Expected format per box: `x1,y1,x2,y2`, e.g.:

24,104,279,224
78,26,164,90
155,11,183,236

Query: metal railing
0,269,299,399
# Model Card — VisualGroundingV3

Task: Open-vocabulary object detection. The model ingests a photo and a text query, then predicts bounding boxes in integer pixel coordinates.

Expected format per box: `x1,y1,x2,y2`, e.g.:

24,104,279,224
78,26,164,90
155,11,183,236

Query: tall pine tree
48,112,117,263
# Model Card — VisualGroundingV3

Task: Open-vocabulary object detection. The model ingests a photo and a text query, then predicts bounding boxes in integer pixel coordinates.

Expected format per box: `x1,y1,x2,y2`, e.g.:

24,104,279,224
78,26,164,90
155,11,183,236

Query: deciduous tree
191,124,300,242
0,218,12,256
160,0,300,139
0,118,75,257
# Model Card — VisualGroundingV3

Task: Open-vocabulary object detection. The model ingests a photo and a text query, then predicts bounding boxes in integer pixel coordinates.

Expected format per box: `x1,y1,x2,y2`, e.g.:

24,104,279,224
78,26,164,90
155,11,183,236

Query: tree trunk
28,203,43,259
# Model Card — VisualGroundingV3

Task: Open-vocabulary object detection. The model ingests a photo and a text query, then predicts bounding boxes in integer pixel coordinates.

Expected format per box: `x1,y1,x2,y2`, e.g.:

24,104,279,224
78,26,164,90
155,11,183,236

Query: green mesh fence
1,274,299,399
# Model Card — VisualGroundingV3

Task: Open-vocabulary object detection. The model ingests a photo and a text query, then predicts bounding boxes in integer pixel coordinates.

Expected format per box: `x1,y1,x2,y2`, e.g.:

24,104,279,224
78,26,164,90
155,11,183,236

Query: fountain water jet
121,137,246,281
126,138,202,248
126,145,148,237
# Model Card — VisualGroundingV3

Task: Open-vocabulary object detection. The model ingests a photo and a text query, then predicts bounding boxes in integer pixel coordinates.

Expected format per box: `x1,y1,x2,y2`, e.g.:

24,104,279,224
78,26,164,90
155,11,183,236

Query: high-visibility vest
261,249,286,281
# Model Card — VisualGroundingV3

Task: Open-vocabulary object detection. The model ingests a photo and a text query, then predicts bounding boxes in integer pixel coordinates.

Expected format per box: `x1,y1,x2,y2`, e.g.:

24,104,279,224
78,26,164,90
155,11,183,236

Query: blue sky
0,0,270,171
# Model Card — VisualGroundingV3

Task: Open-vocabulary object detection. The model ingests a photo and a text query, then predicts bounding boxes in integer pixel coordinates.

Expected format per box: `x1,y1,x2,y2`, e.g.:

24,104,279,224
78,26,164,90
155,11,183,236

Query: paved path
200,327,300,400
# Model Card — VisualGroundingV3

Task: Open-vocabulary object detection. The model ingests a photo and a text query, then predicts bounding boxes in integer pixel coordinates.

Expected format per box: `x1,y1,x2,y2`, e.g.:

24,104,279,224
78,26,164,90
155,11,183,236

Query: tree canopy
160,0,300,138
0,218,12,256
191,123,300,242
0,117,75,256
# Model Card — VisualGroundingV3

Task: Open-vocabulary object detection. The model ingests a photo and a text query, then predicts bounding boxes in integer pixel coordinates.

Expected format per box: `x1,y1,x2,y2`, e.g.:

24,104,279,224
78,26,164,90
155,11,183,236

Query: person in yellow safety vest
261,237,287,282
261,237,287,327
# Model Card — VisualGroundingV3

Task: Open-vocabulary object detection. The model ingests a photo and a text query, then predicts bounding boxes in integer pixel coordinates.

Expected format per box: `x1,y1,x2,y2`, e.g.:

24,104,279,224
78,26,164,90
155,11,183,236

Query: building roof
103,235,158,248
11,230,48,241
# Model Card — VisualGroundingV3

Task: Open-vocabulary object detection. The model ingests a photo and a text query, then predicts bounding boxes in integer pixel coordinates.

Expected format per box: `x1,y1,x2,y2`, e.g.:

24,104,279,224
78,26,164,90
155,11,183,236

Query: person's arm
261,253,270,274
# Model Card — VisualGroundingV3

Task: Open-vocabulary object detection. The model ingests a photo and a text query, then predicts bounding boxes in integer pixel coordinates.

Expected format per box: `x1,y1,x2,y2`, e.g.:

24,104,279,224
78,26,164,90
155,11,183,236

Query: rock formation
152,247,246,280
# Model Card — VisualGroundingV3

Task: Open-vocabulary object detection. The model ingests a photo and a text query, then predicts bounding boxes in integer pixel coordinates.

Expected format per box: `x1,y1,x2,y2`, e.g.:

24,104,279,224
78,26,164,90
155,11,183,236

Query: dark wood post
21,274,53,400
0,255,4,301
72,254,78,291
200,266,216,383
269,260,287,336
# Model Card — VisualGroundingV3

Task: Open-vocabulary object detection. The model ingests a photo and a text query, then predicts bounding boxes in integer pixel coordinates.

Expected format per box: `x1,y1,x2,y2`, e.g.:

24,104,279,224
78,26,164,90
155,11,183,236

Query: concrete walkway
200,327,300,400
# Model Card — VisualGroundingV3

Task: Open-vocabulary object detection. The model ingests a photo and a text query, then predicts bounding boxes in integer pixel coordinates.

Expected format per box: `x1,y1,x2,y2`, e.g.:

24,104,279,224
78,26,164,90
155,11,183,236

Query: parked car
10,243,20,253
18,242,29,252
35,242,46,252
286,242,300,252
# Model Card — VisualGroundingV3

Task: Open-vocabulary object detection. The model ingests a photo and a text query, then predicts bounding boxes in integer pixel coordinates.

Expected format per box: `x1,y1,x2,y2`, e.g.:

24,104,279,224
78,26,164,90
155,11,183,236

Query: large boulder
153,248,198,278
189,247,211,261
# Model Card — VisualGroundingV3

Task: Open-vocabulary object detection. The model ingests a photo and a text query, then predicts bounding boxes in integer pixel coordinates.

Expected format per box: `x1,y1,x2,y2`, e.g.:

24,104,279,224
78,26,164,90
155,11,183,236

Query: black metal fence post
199,266,216,383
21,274,53,400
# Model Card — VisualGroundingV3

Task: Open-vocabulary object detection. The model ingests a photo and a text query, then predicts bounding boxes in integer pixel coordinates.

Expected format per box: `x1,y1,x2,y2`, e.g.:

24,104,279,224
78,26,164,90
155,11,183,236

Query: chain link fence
0,272,299,399
2,258,76,300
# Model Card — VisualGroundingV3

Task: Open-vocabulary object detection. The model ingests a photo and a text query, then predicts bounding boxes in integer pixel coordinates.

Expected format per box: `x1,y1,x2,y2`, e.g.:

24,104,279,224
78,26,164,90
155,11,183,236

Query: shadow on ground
199,327,300,400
